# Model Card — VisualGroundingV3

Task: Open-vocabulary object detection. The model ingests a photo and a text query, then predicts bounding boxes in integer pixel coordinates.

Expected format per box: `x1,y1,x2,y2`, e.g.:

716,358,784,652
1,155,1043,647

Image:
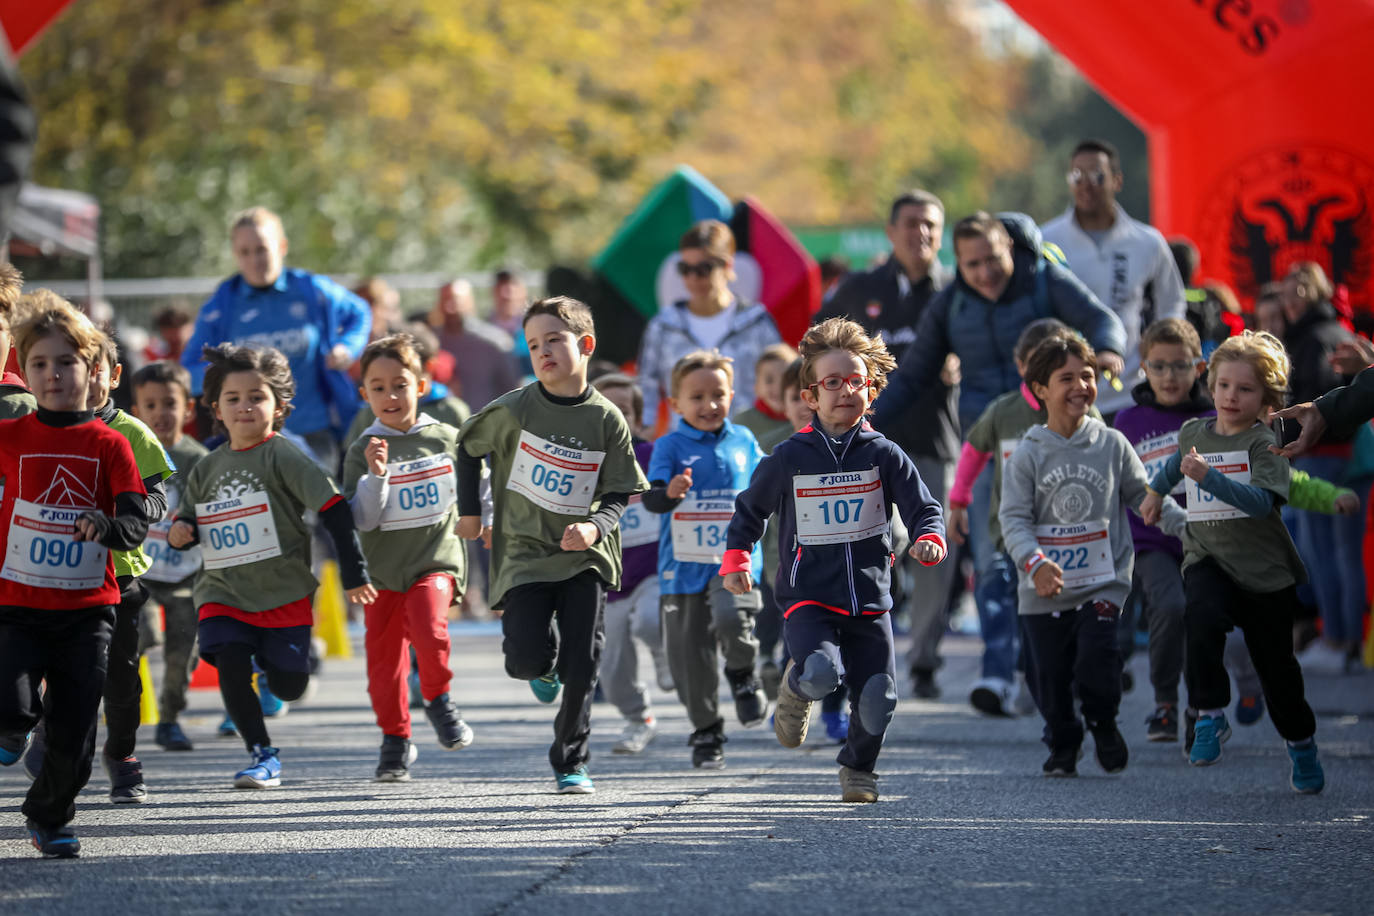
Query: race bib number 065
507,431,605,516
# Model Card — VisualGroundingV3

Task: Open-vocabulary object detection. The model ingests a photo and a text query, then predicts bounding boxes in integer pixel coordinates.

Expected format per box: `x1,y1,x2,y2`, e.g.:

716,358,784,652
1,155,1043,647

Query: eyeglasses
809,374,872,393
676,260,722,278
1066,168,1109,188
1143,360,1198,376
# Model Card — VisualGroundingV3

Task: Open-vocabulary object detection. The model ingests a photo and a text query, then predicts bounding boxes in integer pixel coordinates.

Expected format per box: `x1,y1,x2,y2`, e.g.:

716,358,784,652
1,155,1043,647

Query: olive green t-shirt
344,395,471,452
176,433,340,612
458,383,648,608
1177,418,1306,592
107,408,175,578
144,435,210,587
0,385,36,420
735,406,792,448
342,417,467,594
965,388,1099,551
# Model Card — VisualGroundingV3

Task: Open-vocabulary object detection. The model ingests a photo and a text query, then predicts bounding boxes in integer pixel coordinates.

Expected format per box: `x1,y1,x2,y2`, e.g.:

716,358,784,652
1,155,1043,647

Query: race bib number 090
380,454,456,531
670,494,736,564
196,491,283,570
793,468,886,546
1185,450,1250,522
1,498,108,590
1034,522,1114,590
507,431,605,516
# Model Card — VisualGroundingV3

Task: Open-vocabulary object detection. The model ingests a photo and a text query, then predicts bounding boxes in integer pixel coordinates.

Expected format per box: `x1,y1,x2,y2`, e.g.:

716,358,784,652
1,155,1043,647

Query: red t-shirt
0,413,147,609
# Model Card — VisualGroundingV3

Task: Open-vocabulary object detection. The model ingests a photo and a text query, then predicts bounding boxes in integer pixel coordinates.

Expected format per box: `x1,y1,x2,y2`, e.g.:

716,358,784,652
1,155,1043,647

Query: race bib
1134,431,1185,495
618,493,657,549
380,454,456,531
670,493,736,564
507,431,604,516
1,498,108,590
1034,522,1114,590
1186,450,1250,521
792,468,887,546
999,437,1022,466
142,519,203,584
196,490,283,570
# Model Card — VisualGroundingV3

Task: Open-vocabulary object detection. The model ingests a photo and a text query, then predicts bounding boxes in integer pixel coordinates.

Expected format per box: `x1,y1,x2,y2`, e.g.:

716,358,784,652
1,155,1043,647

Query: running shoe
103,753,147,804
1145,705,1178,742
1090,723,1129,774
155,721,194,752
821,710,850,744
773,660,813,748
910,667,940,699
375,736,418,782
257,676,288,718
1042,745,1084,777
424,693,474,750
838,766,879,803
688,721,726,769
1188,713,1231,767
22,722,45,781
556,765,595,794
759,660,781,702
1288,740,1325,794
969,677,1015,717
612,717,656,755
234,745,282,789
0,730,31,767
1235,694,1265,726
27,820,79,859
529,673,562,704
726,667,767,727
217,715,238,738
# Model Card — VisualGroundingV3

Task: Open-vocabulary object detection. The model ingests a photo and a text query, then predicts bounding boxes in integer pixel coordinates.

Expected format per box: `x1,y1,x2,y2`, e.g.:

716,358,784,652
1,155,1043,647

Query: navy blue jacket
723,422,945,617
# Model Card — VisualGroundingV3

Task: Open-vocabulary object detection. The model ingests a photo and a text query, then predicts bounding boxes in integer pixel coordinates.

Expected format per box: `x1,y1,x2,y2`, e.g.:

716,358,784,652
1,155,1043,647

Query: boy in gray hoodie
1001,332,1185,777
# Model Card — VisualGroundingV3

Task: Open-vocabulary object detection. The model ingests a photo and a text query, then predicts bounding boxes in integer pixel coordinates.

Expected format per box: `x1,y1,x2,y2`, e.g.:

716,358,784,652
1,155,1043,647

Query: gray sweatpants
661,577,761,731
601,575,665,723
142,579,201,724
1135,550,1186,705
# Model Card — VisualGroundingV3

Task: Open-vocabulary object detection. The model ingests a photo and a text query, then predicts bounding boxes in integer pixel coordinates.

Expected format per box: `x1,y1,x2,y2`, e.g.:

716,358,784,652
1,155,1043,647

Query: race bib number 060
793,468,886,546
1185,450,1250,522
196,491,283,570
507,431,605,516
1,498,108,590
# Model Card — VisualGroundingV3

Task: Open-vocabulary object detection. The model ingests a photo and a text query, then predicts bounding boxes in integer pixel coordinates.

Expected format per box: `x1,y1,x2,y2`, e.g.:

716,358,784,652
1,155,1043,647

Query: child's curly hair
798,317,897,401
201,343,295,432
1207,330,1289,411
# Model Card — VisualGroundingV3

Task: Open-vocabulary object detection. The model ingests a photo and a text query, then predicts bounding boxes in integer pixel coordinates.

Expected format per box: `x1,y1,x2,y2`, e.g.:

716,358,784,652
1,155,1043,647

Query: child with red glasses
721,317,946,802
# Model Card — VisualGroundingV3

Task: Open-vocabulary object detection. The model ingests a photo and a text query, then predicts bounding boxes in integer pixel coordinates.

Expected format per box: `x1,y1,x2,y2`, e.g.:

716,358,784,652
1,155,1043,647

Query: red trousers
365,573,455,738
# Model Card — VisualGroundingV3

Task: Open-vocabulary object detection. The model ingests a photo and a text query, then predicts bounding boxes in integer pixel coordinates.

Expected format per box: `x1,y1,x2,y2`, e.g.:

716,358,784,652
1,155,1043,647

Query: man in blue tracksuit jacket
721,416,945,781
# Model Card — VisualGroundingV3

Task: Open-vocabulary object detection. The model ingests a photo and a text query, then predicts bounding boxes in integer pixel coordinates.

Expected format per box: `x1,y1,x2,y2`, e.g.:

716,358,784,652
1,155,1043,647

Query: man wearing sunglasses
1042,138,1186,418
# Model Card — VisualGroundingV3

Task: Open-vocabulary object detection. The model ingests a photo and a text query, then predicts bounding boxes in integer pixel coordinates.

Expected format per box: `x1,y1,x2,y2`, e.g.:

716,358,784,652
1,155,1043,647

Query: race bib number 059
1185,450,1250,522
1034,522,1114,590
793,468,886,546
670,494,736,564
196,491,283,570
507,431,604,516
1,498,109,590
380,454,456,531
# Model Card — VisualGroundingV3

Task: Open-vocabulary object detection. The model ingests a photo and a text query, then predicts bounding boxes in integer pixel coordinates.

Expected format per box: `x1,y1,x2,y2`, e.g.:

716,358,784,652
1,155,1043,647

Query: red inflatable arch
1005,0,1374,316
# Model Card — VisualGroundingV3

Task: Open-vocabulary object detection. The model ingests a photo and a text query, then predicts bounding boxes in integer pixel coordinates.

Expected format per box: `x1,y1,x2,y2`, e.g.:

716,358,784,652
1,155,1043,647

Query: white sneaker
1297,640,1349,676
969,677,1015,717
1012,673,1037,716
611,717,656,754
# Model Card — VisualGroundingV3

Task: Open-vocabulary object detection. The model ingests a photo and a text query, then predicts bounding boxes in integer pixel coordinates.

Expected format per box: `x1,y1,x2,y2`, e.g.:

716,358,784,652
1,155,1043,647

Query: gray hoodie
1000,416,1186,616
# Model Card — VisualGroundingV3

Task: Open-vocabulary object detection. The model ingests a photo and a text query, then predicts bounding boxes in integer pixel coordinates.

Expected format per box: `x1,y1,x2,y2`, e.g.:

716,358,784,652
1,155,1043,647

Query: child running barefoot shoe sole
27,820,79,859
839,766,878,803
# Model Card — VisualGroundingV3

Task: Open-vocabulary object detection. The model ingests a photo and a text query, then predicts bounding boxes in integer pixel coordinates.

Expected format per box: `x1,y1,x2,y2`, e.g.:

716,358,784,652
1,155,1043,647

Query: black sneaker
1090,723,1129,774
1145,705,1178,742
689,721,726,769
102,753,147,804
155,721,194,752
424,693,474,750
759,660,781,702
1182,707,1199,760
27,819,79,859
725,667,767,728
910,668,940,699
1042,745,1082,777
375,735,418,782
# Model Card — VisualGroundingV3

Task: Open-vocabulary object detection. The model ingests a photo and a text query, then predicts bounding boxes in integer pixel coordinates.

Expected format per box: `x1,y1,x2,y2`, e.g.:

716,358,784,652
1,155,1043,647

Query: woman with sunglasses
635,221,781,432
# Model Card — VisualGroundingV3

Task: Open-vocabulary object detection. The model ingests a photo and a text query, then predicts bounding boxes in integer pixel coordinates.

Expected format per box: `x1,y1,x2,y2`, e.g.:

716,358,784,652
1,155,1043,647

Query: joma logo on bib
37,507,81,523
543,444,582,460
205,497,243,514
818,473,863,485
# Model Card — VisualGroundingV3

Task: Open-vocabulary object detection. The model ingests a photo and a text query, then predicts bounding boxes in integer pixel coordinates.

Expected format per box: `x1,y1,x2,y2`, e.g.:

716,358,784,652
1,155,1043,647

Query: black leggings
214,644,309,751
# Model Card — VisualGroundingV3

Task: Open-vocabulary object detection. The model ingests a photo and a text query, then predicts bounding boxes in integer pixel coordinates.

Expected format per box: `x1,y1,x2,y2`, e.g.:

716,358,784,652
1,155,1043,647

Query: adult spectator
1042,139,1185,415
816,189,960,697
354,275,404,342
425,278,521,411
1276,366,1374,457
817,255,850,304
635,220,781,429
183,207,371,470
874,211,1126,715
1277,262,1369,674
490,268,528,338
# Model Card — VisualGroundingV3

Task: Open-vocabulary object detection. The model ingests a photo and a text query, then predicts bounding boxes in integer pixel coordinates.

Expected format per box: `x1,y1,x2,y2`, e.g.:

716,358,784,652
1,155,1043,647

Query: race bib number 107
792,468,886,546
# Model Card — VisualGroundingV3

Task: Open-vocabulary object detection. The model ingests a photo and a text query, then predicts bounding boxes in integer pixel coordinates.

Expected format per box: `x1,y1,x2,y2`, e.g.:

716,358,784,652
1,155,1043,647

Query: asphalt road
2,625,1371,915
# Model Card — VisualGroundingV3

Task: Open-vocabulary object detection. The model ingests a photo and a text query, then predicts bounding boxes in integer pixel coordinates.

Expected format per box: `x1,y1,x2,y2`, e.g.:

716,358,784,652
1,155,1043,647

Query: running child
1140,331,1326,793
455,297,647,794
0,299,149,858
722,317,946,802
1000,331,1186,777
342,323,470,448
343,333,474,782
644,350,768,770
1111,318,1213,742
166,344,375,789
130,361,211,751
0,262,36,420
733,343,798,445
592,372,671,755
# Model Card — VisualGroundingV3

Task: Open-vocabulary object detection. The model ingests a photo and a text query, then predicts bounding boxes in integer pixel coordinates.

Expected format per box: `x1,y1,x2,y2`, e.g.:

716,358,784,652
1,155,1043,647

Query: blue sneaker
27,820,79,859
1188,713,1232,766
556,765,595,794
22,722,45,781
217,715,238,738
1235,694,1265,726
233,745,282,789
0,731,32,767
257,677,288,718
1288,740,1325,794
821,710,849,744
530,673,562,705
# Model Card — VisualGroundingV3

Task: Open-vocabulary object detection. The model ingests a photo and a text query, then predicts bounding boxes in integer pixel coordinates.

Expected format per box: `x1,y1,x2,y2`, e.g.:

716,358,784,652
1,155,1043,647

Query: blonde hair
798,317,896,396
229,206,286,240
12,290,103,368
755,342,799,371
1207,330,1289,411
670,349,734,396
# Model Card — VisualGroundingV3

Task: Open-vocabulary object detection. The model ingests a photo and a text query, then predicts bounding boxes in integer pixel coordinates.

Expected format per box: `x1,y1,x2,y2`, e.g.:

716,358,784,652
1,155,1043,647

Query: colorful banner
2,1,75,55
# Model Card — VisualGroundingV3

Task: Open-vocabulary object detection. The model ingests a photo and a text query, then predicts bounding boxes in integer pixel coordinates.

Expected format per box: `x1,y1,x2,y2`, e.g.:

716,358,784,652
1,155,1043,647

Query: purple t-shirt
1112,384,1214,558
608,439,658,600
